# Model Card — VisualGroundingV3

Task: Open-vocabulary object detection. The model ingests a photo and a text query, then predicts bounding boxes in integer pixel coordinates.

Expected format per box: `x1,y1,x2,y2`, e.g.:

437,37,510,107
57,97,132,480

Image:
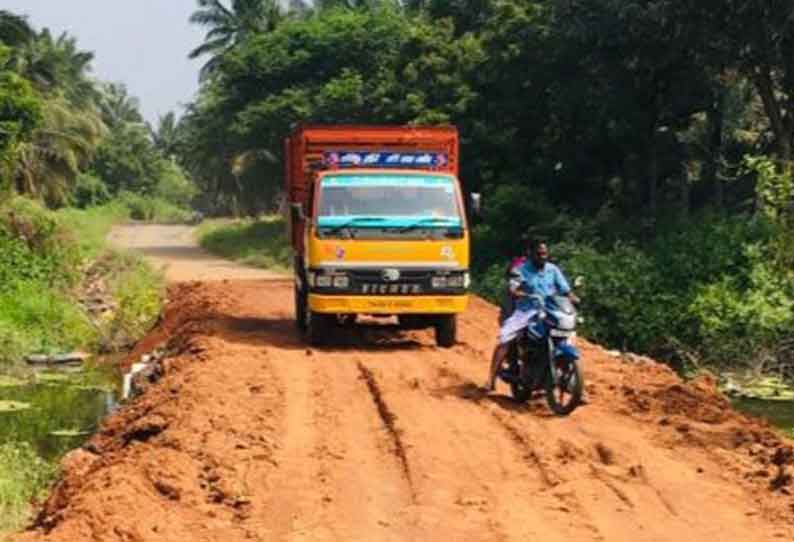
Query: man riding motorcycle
486,239,579,391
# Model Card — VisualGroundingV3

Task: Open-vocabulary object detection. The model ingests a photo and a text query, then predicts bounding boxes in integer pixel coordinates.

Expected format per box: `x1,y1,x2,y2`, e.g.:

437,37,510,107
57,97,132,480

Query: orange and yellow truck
285,125,475,346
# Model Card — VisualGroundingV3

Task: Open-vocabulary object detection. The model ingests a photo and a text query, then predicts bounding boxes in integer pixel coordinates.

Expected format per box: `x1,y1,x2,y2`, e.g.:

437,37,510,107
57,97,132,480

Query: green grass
0,442,56,534
0,282,98,367
56,201,129,259
0,199,166,366
101,250,164,349
196,216,291,272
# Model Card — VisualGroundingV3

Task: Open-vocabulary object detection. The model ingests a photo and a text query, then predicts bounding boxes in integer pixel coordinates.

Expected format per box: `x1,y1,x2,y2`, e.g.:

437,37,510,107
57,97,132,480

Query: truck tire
306,310,331,346
294,283,307,332
435,315,457,348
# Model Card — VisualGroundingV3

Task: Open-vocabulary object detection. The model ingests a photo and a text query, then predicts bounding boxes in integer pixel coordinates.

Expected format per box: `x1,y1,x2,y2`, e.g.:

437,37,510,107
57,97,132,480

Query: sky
2,0,206,123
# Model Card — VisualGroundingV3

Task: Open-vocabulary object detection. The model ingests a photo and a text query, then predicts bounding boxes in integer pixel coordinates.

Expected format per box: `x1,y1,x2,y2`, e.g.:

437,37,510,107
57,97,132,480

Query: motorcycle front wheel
509,379,532,403
545,358,583,415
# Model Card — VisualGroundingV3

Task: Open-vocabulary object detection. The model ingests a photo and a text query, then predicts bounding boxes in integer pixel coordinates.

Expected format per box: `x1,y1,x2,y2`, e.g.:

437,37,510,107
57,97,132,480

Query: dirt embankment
14,277,794,542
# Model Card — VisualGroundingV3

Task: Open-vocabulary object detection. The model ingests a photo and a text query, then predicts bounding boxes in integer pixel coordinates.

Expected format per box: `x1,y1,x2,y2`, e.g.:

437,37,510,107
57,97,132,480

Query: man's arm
554,266,580,304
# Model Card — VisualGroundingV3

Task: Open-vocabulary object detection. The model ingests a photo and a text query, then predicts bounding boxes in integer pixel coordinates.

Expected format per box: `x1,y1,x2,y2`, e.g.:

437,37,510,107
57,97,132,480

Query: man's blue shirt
513,261,571,311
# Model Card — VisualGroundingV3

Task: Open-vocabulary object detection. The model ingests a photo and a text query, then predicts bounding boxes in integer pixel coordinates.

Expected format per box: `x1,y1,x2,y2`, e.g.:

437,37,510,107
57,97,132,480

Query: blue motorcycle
498,294,583,415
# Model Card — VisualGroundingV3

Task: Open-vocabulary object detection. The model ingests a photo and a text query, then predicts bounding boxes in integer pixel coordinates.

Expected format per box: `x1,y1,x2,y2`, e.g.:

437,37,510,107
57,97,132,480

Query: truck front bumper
308,294,469,314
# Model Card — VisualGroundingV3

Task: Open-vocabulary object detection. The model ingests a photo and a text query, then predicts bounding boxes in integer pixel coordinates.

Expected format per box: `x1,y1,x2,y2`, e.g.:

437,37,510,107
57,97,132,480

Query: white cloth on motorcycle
498,308,538,345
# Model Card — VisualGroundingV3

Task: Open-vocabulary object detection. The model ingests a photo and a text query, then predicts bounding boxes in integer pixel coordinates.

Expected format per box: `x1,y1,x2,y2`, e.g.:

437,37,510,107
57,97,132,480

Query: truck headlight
434,272,469,289
447,273,467,288
332,275,350,289
316,275,332,287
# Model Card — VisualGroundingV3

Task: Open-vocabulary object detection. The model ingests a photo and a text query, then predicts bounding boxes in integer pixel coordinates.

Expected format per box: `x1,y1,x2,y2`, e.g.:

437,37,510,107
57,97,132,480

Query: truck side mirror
470,193,482,216
290,202,305,221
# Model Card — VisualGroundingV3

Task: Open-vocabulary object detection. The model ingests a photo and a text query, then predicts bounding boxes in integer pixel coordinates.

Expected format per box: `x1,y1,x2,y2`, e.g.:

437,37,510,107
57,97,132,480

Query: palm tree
147,111,180,158
14,29,99,108
188,0,284,79
13,97,106,206
0,10,33,49
98,82,143,129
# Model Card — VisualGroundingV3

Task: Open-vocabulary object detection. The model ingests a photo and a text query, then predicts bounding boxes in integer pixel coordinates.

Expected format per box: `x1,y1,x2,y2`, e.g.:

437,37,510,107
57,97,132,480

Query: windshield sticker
317,216,462,228
324,151,448,168
322,175,454,188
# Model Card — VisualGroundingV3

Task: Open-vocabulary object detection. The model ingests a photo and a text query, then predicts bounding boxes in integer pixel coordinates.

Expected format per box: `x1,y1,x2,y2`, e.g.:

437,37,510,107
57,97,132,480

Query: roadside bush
473,212,794,375
0,197,82,288
116,191,192,223
0,441,56,534
72,173,111,208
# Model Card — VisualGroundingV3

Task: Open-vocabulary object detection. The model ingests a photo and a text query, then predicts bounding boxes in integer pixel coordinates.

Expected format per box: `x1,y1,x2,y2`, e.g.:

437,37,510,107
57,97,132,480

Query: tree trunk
754,67,793,162
680,166,691,220
648,143,659,217
704,90,725,210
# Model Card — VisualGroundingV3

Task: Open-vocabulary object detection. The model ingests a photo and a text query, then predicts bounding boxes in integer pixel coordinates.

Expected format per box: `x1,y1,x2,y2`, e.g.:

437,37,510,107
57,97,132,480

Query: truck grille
308,268,465,296
361,283,423,295
352,270,429,296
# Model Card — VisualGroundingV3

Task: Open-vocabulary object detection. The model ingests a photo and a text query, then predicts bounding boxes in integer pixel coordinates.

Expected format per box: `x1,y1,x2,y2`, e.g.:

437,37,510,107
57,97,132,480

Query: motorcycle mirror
470,193,482,216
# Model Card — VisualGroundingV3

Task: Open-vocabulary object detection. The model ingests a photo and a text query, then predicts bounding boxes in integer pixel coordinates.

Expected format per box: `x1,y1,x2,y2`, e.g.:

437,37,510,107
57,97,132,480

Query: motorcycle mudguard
554,342,580,361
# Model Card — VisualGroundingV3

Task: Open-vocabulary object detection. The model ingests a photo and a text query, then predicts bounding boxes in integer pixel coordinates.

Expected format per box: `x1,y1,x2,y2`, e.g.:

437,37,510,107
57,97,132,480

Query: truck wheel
294,283,307,332
306,310,330,346
435,315,457,348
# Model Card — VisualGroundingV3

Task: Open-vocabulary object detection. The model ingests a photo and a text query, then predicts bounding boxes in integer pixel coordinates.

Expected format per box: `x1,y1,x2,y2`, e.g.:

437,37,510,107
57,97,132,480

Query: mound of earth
13,281,793,542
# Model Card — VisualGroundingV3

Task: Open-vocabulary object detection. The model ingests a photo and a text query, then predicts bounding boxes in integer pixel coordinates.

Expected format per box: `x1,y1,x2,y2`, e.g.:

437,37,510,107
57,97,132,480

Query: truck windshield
317,174,462,229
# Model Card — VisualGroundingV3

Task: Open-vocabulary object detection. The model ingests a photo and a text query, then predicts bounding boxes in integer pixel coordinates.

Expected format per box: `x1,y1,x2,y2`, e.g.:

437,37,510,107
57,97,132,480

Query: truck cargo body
285,125,470,346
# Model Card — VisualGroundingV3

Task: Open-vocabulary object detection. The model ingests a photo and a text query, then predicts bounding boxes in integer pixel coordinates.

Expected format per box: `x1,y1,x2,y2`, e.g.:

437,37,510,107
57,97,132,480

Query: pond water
0,363,119,460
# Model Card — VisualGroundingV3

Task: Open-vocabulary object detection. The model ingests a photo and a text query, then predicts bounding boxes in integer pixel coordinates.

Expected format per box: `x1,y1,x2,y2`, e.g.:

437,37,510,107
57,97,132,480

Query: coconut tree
13,29,99,109
13,98,106,206
98,82,143,129
147,112,177,155
189,0,284,79
0,10,33,49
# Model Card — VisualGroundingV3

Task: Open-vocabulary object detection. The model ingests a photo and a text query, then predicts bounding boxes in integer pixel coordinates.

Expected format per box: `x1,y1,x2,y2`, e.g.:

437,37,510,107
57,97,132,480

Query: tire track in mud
353,343,609,542
356,362,415,496
422,356,609,540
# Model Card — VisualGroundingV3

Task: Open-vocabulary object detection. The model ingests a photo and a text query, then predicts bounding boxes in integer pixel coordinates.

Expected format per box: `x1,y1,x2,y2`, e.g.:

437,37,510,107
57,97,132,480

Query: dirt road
108,224,285,282
16,226,794,541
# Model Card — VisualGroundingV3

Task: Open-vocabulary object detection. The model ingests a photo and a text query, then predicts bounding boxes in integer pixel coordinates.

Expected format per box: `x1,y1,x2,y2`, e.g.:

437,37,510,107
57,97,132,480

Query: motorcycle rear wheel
545,358,583,415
